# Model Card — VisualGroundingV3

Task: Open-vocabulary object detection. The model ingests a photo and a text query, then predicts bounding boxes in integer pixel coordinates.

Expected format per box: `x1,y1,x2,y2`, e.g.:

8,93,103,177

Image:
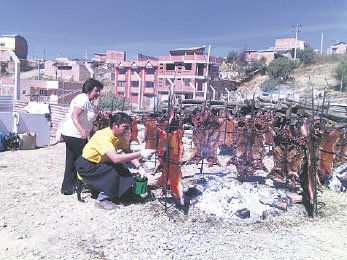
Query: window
166,64,175,70
118,81,126,87
184,63,192,70
0,43,5,47
146,67,154,74
131,68,139,74
118,68,126,74
131,81,139,87
39,89,48,96
185,93,193,99
22,90,26,95
184,79,190,86
197,81,203,91
53,90,58,95
146,81,154,88
197,64,204,76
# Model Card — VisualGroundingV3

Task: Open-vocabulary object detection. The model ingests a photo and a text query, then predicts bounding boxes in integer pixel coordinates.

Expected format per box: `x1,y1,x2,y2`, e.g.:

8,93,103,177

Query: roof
116,60,158,68
169,46,206,55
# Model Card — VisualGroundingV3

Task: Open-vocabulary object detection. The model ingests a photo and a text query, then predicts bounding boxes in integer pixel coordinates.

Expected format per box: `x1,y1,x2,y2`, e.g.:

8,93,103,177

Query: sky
0,0,346,60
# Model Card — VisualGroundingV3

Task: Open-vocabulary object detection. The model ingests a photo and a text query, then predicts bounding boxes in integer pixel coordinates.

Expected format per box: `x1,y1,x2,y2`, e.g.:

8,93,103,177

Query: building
92,50,126,64
327,42,347,54
244,38,309,65
114,55,158,108
44,59,92,82
0,35,28,60
157,46,222,103
114,47,223,108
274,38,308,50
0,77,82,105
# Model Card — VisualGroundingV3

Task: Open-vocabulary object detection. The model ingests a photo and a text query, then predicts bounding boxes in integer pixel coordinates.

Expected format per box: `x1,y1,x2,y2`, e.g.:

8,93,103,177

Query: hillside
238,55,346,102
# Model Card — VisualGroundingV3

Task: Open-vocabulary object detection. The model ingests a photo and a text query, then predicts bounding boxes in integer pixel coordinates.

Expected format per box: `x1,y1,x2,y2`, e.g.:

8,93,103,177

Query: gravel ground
0,128,346,260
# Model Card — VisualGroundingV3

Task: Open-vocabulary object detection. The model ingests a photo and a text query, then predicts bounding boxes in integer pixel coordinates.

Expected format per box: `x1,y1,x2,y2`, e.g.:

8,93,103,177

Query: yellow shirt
82,127,129,163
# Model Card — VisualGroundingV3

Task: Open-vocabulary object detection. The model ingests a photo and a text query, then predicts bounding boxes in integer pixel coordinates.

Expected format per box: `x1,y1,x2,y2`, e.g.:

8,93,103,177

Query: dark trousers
61,135,87,193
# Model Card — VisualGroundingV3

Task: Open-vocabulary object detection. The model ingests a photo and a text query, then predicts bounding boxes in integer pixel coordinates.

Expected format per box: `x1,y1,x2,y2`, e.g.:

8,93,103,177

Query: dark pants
75,156,135,198
61,135,87,194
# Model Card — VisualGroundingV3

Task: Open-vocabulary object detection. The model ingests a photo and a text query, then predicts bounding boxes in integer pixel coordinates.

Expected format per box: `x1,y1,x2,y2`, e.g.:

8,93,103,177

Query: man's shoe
95,200,120,210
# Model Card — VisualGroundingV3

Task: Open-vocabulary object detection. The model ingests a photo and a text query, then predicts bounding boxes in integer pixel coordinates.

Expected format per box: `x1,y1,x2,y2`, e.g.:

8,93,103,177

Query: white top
60,93,96,138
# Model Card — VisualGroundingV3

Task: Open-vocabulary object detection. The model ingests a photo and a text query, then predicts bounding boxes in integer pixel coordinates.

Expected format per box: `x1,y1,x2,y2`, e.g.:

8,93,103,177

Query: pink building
44,60,91,82
275,38,308,50
327,42,347,54
114,58,158,108
114,47,222,108
1,77,82,105
92,50,126,63
245,38,309,64
157,46,222,103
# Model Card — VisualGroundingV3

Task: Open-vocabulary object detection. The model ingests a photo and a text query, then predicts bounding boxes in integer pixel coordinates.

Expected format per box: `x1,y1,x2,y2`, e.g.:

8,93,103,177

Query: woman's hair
109,112,133,127
82,78,103,94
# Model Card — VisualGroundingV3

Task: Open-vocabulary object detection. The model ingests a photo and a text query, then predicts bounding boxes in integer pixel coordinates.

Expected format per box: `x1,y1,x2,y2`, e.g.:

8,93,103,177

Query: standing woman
60,78,103,195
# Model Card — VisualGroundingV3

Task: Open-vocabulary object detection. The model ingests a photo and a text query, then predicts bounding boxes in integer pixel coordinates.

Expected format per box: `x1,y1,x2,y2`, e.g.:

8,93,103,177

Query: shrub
334,61,347,91
297,48,316,65
268,57,297,82
261,78,279,92
98,91,130,111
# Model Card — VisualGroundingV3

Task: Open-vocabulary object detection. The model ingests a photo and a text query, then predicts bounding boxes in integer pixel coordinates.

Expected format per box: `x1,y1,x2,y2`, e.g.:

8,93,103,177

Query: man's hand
140,149,156,159
138,166,147,178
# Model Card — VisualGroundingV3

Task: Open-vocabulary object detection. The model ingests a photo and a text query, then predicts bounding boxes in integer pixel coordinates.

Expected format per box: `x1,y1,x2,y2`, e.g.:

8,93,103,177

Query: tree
267,57,297,82
334,61,347,91
247,57,267,74
98,91,130,111
297,48,316,65
226,51,238,64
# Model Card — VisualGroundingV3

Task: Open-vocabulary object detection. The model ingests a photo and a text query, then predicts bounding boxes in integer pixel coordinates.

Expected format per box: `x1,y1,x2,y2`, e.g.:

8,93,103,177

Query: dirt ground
0,129,346,259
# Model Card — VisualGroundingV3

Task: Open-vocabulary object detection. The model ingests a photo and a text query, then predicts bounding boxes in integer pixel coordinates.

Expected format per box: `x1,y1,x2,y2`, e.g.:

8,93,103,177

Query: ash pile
186,174,288,222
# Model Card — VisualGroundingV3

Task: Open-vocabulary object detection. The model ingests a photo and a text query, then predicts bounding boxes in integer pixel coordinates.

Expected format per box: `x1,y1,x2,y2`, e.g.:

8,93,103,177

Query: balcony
131,87,139,94
144,88,155,95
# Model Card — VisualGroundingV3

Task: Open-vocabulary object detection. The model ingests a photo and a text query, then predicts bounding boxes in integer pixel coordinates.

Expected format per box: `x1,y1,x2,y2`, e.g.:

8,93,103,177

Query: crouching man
75,112,155,210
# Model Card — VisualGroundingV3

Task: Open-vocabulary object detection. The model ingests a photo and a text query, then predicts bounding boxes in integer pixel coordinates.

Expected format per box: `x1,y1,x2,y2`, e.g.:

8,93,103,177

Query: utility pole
204,44,211,100
320,33,324,54
292,24,302,60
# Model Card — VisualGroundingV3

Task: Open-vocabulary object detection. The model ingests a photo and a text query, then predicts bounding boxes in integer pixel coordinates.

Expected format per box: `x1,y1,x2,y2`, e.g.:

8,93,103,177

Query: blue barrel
0,132,3,152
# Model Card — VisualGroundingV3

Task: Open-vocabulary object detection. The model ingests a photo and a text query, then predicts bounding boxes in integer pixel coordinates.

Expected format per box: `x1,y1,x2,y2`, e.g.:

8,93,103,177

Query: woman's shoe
61,189,74,195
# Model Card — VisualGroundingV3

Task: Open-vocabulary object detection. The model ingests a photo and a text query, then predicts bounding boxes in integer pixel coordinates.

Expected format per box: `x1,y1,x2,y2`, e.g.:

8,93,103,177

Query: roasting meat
268,124,305,188
143,116,158,149
156,126,185,205
226,114,268,180
90,110,112,137
333,128,347,166
128,117,140,145
185,108,222,167
218,110,235,147
317,129,341,183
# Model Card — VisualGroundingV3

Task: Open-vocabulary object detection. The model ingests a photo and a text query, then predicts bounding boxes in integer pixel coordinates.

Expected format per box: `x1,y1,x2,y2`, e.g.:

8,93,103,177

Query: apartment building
157,46,222,103
114,56,158,108
114,47,222,108
0,35,28,60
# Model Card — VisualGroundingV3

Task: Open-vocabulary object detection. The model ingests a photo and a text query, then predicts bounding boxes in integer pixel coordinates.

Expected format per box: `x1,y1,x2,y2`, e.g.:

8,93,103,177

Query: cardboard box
19,133,37,150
